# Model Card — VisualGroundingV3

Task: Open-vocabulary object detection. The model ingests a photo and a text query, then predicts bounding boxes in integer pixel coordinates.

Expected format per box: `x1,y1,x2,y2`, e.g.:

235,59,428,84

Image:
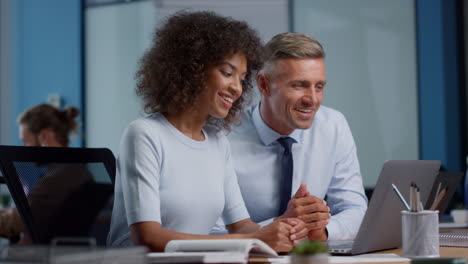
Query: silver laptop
328,160,441,255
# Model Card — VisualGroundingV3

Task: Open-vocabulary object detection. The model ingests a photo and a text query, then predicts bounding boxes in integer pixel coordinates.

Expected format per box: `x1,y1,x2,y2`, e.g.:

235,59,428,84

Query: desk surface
249,247,468,264
380,246,468,259
346,229,468,263
250,228,468,264
373,228,468,262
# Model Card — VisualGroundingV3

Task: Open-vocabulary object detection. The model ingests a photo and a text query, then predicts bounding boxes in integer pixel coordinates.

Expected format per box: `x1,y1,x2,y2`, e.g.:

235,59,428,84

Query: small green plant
292,239,328,255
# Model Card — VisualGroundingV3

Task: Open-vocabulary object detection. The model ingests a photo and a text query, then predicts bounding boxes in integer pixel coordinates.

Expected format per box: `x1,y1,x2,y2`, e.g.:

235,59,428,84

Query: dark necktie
277,137,294,215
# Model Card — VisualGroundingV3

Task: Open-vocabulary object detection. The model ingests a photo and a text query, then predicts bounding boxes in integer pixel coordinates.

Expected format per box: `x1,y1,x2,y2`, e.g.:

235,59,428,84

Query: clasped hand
276,183,330,241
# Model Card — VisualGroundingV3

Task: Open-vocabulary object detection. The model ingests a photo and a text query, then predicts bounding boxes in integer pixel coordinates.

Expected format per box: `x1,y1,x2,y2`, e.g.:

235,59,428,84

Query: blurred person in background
0,104,80,240
18,104,80,147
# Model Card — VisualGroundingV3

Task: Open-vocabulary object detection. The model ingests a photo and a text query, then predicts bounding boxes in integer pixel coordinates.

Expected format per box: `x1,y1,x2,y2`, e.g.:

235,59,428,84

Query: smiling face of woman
198,52,248,120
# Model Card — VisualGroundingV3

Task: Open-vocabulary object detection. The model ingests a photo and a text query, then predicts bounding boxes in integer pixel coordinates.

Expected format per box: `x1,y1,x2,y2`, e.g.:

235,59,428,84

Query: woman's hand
285,218,308,243
252,218,308,252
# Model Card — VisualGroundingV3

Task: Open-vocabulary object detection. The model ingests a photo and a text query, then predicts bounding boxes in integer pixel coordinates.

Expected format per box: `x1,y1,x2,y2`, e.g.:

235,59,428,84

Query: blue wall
417,0,463,172
11,0,82,146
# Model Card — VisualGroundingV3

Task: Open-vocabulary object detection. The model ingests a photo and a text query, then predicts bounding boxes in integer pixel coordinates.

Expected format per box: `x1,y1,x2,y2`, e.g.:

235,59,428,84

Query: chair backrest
0,146,116,246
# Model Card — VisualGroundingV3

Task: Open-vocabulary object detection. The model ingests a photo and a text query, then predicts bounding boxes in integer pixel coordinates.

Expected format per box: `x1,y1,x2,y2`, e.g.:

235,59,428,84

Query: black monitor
425,171,465,218
0,146,115,246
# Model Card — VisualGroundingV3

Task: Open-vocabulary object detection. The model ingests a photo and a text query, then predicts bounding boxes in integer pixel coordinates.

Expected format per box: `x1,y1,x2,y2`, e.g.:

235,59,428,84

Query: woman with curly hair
107,11,307,252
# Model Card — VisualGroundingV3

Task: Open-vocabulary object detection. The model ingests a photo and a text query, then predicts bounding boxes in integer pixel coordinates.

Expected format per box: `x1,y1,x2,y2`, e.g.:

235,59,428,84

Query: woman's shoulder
125,113,165,133
119,114,169,155
120,114,171,148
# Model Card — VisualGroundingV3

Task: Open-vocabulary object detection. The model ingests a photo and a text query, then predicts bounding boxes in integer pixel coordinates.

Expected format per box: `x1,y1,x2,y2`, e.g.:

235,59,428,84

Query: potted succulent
291,240,329,264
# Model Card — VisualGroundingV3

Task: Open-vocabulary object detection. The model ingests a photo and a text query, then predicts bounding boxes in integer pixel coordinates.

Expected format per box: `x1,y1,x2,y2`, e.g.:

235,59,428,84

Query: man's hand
307,227,328,241
277,183,330,241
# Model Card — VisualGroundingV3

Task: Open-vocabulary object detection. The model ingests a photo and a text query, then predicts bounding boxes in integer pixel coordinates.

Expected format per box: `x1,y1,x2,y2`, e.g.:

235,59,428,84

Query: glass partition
85,0,289,154
293,0,419,187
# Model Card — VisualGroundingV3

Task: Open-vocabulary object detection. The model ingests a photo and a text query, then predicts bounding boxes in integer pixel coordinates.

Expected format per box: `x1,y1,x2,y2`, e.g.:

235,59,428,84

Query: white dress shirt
227,103,368,240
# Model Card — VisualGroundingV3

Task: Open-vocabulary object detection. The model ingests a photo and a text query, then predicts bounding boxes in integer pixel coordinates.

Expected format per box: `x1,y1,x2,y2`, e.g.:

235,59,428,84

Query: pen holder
401,210,439,258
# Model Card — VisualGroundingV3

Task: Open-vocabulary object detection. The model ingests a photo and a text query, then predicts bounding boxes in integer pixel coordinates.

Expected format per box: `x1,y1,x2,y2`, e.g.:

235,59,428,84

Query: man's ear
37,128,53,147
257,72,270,96
37,130,46,147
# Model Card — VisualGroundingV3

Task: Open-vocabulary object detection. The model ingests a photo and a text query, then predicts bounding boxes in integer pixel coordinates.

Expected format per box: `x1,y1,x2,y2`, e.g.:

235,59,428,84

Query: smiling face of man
258,57,327,135
198,51,247,120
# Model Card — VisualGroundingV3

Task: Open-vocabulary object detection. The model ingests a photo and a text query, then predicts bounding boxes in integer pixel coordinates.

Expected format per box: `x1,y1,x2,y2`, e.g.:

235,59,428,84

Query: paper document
252,254,409,264
147,252,246,264
147,239,278,264
329,253,410,263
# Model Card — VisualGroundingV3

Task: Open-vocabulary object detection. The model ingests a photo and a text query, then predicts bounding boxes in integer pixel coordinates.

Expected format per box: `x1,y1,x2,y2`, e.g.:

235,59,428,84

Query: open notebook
146,239,278,264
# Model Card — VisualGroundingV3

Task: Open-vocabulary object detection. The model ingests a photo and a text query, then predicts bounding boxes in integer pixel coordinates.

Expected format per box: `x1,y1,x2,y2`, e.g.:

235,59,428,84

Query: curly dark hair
136,11,262,129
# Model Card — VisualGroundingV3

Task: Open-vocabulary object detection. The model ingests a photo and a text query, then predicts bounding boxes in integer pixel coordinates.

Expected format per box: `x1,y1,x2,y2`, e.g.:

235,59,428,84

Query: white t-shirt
107,113,249,247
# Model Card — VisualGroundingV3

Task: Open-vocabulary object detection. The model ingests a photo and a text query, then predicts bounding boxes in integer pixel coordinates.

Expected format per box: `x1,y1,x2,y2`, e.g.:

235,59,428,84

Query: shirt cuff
325,218,340,241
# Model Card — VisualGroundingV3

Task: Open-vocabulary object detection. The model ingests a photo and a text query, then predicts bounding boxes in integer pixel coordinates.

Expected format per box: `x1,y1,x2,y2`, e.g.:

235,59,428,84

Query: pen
416,187,421,212
430,187,447,211
434,182,442,204
391,183,410,211
410,182,417,212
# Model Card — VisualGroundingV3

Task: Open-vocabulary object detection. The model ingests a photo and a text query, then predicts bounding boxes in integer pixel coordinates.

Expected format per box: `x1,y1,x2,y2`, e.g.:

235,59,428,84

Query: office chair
0,146,116,246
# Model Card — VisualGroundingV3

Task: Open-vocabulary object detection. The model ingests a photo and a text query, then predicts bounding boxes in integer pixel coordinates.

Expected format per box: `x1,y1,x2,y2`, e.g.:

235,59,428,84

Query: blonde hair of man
262,32,325,75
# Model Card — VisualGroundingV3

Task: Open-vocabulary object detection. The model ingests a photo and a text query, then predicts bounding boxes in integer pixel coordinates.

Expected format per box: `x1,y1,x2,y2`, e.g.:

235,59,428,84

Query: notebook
147,239,278,264
328,160,441,255
439,233,468,248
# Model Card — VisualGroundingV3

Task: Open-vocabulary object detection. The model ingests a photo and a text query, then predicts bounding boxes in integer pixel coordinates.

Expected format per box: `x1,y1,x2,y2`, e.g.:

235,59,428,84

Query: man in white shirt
227,33,368,241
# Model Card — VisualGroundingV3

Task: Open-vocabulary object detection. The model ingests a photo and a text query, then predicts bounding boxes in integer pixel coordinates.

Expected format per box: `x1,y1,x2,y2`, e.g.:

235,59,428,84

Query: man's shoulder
310,106,354,143
231,105,256,133
316,105,346,122
228,105,259,142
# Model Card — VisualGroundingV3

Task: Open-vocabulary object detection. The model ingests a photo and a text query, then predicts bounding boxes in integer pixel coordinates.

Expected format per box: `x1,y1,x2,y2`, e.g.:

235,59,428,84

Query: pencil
430,187,447,211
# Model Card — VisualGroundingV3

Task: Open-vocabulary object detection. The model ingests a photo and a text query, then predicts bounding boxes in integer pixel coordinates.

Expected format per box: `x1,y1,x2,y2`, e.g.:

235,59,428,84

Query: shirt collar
251,103,301,146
